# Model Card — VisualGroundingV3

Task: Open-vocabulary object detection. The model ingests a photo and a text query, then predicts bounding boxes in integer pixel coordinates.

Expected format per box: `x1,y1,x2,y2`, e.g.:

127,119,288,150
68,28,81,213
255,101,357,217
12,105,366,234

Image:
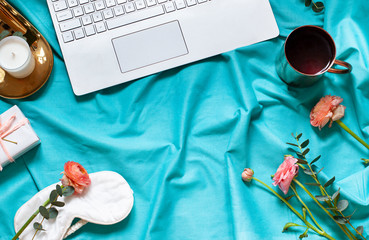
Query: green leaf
305,0,312,7
51,201,65,207
317,167,324,175
285,195,295,201
334,216,348,225
356,226,364,235
282,222,300,232
287,142,298,147
296,158,308,164
50,190,58,202
337,200,349,211
296,151,304,158
303,169,315,176
305,182,320,186
48,207,59,219
39,206,49,219
324,176,335,188
56,185,63,196
301,140,309,148
302,148,310,156
310,155,321,165
312,1,324,12
347,209,357,219
332,188,340,201
62,186,75,197
296,133,302,141
33,222,44,231
315,195,330,201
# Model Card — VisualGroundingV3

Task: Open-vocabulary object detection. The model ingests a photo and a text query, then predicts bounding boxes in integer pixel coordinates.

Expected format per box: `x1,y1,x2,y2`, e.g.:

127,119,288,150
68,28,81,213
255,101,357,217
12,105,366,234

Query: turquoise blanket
1,0,369,239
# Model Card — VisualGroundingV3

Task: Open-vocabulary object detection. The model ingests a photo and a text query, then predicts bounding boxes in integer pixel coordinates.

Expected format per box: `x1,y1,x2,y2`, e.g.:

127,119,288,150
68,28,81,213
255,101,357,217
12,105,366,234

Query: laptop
46,0,279,96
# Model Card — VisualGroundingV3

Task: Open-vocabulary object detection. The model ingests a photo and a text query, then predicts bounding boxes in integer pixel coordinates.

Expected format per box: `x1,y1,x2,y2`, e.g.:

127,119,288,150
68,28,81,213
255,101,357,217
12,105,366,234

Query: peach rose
60,161,91,195
310,95,346,130
272,156,299,195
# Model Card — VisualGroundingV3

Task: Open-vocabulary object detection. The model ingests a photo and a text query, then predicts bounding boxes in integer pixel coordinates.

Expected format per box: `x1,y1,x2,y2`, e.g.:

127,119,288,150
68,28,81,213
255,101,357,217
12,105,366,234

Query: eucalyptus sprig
12,185,75,240
305,0,324,13
242,133,367,239
289,133,366,240
250,176,334,239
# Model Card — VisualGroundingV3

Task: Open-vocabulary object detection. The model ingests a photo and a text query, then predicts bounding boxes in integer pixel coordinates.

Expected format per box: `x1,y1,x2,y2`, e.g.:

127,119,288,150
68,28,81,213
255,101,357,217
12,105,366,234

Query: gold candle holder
0,0,53,99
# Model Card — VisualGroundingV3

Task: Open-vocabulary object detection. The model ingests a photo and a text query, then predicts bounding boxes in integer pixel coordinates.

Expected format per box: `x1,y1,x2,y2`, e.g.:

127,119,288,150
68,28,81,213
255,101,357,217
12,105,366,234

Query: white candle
0,36,35,78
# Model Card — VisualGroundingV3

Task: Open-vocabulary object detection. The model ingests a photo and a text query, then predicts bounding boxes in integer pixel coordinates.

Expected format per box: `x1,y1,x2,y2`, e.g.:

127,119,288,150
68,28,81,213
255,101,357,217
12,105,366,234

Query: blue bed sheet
1,0,369,239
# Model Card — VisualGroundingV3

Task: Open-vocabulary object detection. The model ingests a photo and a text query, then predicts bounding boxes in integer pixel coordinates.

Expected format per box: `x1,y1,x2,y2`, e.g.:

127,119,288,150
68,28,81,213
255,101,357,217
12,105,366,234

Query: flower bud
242,168,254,182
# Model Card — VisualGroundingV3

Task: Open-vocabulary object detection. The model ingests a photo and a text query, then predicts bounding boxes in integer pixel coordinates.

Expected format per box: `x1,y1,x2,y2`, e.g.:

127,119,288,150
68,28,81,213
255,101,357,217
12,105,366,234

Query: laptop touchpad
112,21,188,73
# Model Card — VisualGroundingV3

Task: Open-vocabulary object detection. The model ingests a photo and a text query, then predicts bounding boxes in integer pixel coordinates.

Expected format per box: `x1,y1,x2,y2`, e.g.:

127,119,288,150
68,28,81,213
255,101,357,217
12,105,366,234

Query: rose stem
11,199,50,240
251,177,334,239
336,120,369,150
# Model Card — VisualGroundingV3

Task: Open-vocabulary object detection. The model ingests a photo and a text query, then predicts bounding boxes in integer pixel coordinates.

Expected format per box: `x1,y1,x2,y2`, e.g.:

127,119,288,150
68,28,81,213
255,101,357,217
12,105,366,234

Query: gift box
0,105,40,171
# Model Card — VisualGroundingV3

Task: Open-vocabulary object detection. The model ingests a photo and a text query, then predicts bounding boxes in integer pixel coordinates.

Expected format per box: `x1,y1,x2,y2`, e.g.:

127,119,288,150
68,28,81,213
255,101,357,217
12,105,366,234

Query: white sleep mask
14,171,134,240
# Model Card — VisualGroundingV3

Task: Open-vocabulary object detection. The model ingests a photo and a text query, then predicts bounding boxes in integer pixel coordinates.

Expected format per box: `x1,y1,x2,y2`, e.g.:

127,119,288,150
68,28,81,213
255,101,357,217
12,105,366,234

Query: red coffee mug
276,25,352,87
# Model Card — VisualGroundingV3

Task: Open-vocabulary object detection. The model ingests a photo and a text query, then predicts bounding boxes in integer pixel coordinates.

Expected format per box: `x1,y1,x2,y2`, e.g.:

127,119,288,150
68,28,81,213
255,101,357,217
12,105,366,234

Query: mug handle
327,60,352,74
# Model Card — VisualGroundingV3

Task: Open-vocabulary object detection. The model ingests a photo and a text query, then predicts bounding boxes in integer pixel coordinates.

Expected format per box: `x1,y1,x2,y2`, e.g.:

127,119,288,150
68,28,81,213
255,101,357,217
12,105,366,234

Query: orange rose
60,161,91,194
310,95,346,130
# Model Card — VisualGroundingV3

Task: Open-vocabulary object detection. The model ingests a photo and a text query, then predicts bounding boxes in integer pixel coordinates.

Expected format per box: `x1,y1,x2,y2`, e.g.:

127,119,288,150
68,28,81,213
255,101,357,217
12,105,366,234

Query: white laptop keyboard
52,0,208,43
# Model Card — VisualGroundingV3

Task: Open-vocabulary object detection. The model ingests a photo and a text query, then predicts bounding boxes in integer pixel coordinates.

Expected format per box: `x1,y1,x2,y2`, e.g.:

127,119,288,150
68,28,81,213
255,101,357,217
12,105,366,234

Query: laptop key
174,0,185,9
74,28,85,39
106,5,164,30
59,18,81,31
81,15,93,25
113,5,125,15
84,4,95,13
106,0,116,7
95,0,105,10
79,0,89,4
62,31,74,42
186,0,196,6
96,22,107,32
124,2,135,13
92,12,103,22
73,6,84,17
103,9,114,19
67,0,78,7
164,2,174,12
56,10,73,22
146,0,156,6
53,1,67,11
135,0,146,10
85,25,96,36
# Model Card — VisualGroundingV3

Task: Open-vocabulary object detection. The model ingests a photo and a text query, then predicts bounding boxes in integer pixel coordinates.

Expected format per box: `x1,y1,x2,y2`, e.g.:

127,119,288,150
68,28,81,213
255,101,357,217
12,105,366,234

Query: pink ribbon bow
0,114,29,171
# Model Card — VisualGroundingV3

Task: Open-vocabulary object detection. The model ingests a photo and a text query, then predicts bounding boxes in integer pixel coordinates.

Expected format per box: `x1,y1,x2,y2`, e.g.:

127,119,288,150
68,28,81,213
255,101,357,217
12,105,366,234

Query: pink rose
60,161,91,195
241,168,254,182
310,95,346,130
272,156,299,195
